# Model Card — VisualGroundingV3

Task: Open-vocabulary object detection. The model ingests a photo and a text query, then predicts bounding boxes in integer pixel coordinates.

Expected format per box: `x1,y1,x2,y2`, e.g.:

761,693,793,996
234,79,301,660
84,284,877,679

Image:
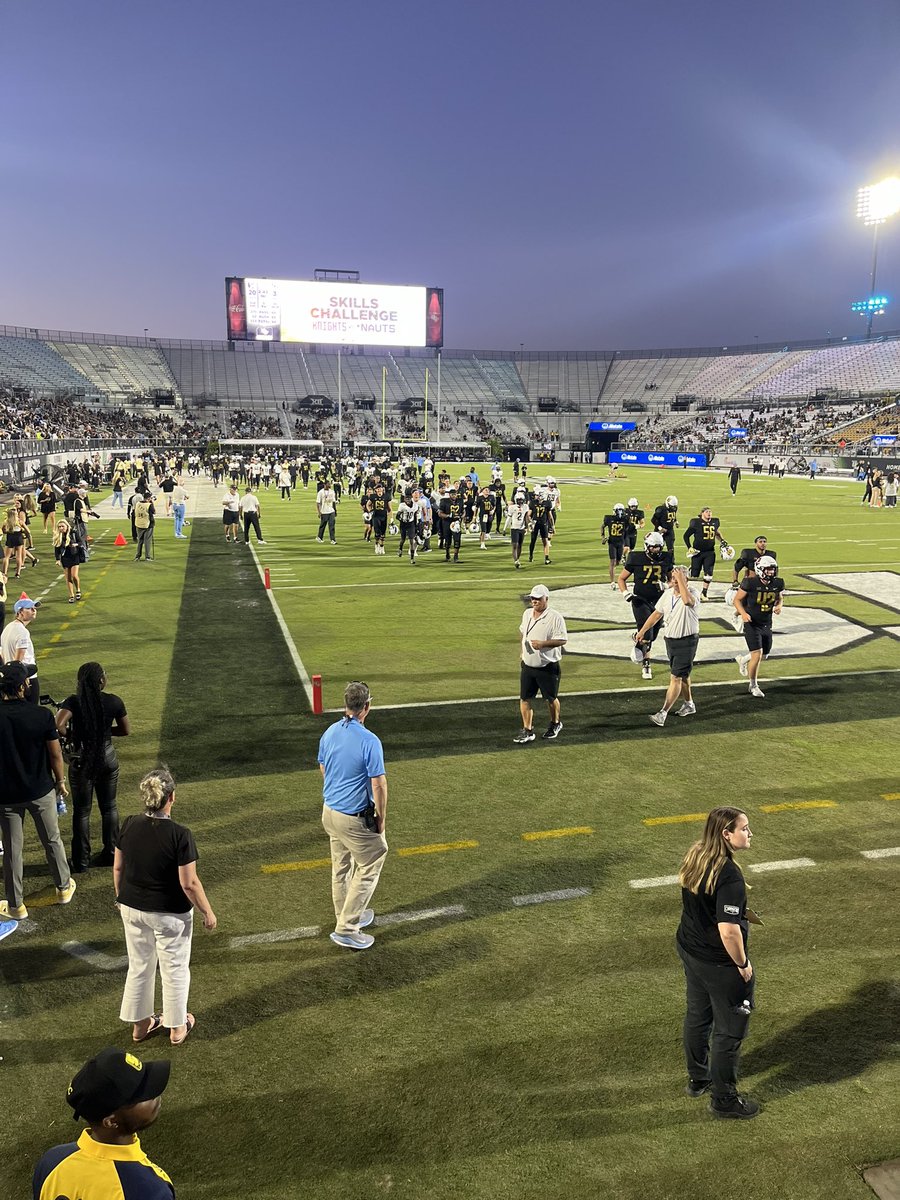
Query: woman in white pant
113,767,216,1046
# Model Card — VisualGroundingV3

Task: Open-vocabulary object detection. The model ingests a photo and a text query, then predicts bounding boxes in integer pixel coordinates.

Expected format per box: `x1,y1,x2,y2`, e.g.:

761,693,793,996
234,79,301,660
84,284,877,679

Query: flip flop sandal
133,1014,164,1043
170,1014,195,1046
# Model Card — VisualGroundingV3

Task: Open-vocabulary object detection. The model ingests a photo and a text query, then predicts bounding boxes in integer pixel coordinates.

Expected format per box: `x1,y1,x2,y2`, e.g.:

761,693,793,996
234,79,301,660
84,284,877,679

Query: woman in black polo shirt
675,807,759,1119
55,662,130,872
114,767,216,1046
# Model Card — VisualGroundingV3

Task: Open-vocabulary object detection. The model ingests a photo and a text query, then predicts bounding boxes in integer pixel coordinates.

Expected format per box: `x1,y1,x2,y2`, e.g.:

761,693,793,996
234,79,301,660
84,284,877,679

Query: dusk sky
4,0,900,351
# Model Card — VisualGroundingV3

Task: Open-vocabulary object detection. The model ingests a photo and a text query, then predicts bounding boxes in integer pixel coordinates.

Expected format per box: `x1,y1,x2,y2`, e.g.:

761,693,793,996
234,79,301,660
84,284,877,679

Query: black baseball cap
67,1048,171,1121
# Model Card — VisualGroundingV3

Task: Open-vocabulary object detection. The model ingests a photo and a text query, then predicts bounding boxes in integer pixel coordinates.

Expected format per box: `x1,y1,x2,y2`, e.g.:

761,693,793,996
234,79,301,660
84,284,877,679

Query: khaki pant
0,790,70,908
321,805,388,935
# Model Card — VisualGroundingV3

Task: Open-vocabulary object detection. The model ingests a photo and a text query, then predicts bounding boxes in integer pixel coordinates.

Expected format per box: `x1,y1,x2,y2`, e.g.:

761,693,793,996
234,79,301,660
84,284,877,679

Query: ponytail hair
140,766,176,814
679,807,746,895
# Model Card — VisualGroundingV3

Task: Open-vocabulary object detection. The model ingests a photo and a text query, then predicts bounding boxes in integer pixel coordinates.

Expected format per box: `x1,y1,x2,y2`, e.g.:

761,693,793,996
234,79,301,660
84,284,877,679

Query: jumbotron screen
226,278,443,348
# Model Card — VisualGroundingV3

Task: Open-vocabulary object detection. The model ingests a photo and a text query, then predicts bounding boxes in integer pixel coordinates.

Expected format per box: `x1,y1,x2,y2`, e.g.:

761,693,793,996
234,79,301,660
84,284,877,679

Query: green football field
2,462,899,1200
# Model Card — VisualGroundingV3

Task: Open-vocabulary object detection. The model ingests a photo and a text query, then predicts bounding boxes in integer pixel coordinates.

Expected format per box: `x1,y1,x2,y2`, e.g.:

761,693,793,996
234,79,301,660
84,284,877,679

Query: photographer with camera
0,660,75,920
55,662,130,873
318,681,388,951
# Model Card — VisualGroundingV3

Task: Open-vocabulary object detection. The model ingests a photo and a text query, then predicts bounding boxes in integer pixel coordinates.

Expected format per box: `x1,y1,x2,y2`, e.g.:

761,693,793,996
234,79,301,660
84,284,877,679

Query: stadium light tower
857,177,900,339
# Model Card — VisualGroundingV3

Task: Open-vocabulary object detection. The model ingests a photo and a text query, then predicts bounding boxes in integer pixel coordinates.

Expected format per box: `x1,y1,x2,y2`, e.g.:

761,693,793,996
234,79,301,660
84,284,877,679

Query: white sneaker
677,701,696,717
330,930,374,950
650,710,667,727
749,684,765,698
315,537,324,543
735,654,749,677
358,908,375,928
480,543,487,549
642,662,652,680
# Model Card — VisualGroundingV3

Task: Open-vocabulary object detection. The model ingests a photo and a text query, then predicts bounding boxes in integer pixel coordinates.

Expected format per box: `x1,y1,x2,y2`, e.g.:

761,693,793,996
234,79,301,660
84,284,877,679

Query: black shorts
223,511,239,525
607,538,625,561
520,661,561,701
689,549,716,579
743,623,773,655
665,633,699,679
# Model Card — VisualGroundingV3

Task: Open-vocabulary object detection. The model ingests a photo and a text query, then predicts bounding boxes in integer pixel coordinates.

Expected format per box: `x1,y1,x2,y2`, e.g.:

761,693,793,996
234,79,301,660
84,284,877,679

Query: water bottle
56,795,67,815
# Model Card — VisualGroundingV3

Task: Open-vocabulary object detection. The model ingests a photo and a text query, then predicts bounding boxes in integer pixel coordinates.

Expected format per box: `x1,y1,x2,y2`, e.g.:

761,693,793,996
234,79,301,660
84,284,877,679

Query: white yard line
323,666,900,713
61,941,128,971
511,887,592,906
373,905,467,926
860,847,900,860
628,874,681,890
247,542,314,708
229,926,321,948
748,857,816,873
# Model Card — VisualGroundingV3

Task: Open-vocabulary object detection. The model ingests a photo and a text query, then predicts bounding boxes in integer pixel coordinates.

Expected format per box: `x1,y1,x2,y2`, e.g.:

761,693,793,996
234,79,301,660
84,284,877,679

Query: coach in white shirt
316,482,337,544
634,566,701,727
514,584,568,744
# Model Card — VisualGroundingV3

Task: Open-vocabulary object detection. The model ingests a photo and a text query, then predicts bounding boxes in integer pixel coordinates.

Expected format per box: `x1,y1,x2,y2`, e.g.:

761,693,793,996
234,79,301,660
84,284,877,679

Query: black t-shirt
684,516,720,551
623,550,674,600
0,700,58,804
60,692,127,754
738,575,784,625
116,815,199,914
677,857,748,965
735,546,776,576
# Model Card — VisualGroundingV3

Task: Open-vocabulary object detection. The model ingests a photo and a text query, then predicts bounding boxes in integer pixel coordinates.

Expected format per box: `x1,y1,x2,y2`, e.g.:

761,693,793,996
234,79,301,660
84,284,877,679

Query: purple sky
4,0,900,351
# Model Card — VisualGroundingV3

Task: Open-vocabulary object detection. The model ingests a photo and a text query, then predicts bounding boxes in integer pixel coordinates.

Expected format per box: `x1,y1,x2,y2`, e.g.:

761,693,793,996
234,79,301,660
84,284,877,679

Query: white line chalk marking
749,857,816,873
229,926,321,948
248,542,314,708
61,941,129,971
628,874,680,890
860,847,900,860
511,887,591,906
373,905,467,926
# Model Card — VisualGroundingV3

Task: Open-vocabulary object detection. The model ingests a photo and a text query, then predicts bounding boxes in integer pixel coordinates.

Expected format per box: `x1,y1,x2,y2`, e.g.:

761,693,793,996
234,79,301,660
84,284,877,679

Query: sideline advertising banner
226,277,443,348
588,421,637,432
609,450,708,468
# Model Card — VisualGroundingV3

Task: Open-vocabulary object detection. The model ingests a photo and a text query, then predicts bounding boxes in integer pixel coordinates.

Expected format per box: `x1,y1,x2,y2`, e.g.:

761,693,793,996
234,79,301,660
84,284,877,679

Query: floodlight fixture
857,177,900,225
851,296,889,316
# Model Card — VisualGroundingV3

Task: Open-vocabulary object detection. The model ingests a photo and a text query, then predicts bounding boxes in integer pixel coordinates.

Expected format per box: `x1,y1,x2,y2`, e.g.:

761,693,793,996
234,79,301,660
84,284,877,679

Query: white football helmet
666,495,678,508
628,497,639,508
630,642,645,664
756,555,778,583
613,503,626,515
388,522,399,536
644,532,665,558
468,520,480,534
720,544,735,560
450,520,461,533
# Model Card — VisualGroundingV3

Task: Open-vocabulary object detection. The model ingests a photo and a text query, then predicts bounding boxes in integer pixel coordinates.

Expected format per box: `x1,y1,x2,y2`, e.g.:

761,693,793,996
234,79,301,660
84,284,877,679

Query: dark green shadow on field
158,520,315,780
363,670,900,763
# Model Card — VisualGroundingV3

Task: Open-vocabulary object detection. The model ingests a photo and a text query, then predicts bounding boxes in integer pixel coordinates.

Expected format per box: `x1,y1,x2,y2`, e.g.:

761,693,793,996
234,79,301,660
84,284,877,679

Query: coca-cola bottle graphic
227,278,246,340
427,288,443,347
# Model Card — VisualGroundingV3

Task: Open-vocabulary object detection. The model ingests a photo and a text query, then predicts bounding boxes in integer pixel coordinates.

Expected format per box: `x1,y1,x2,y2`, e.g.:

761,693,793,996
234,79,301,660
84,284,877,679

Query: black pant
398,523,416,558
529,520,549,558
677,940,754,1103
243,512,263,542
70,759,120,869
317,512,336,541
280,486,291,499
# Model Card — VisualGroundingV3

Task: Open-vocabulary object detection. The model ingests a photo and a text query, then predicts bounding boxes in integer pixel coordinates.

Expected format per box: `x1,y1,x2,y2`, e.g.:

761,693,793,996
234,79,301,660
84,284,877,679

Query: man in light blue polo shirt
318,681,388,950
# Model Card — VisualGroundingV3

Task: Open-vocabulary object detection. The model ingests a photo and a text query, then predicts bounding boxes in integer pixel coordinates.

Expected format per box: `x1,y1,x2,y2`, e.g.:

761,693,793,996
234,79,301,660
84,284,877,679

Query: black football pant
446,530,461,559
677,941,754,1104
529,521,549,559
632,597,662,649
243,513,264,543
398,524,416,558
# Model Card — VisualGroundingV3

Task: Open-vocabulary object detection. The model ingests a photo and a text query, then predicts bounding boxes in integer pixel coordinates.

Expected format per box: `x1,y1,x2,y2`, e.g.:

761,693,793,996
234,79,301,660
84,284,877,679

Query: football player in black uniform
651,495,679,553
618,531,673,680
733,555,784,698
528,488,554,565
601,503,629,588
371,485,391,556
683,506,731,601
623,497,644,557
396,492,419,563
445,487,464,563
478,487,494,550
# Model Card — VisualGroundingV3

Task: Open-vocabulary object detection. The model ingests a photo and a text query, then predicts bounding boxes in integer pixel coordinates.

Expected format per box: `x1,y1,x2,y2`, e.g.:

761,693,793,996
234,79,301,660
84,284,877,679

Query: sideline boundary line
323,667,900,713
248,542,314,708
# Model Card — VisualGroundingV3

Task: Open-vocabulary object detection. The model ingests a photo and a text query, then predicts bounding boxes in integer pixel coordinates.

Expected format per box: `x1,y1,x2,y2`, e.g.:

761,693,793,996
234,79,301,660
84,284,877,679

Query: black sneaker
685,1079,711,1099
541,721,563,740
710,1094,760,1120
513,728,536,744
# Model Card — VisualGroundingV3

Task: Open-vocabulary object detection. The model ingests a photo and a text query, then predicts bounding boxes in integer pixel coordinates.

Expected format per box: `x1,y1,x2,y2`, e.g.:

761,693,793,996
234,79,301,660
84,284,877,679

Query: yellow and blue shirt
33,1128,174,1199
